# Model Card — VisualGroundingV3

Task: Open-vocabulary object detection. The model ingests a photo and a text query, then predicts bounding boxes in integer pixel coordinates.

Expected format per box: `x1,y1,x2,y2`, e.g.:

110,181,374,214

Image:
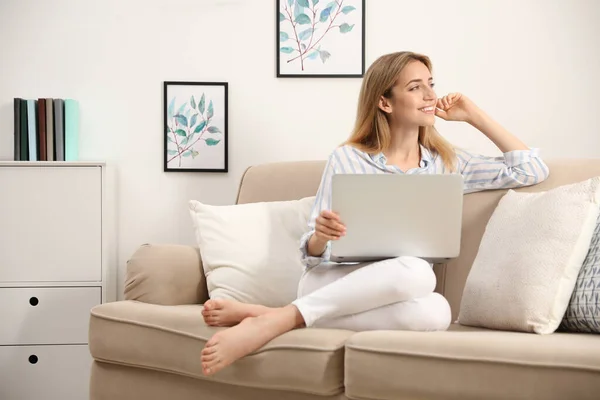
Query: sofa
88,158,600,400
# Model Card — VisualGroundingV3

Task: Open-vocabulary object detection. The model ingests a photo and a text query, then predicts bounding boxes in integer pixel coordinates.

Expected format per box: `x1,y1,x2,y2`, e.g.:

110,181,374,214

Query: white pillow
458,177,600,334
188,196,314,307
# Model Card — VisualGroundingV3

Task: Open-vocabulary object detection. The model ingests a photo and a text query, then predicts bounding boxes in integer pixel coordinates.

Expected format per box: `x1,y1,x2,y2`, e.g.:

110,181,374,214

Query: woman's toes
203,356,221,371
201,353,218,363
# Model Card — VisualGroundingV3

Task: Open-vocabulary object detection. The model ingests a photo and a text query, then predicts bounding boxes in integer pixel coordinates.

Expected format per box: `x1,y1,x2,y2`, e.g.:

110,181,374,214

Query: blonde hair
344,51,456,171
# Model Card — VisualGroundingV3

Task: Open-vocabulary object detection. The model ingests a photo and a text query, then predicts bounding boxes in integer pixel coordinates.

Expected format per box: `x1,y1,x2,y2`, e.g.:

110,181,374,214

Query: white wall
1,0,599,299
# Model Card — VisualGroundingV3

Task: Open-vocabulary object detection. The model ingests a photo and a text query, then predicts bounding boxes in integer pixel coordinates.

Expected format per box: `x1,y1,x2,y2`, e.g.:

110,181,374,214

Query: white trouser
291,256,451,332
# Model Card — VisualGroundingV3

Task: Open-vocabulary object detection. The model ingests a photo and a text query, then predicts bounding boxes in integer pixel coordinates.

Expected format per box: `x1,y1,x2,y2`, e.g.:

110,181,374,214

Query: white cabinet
0,162,112,400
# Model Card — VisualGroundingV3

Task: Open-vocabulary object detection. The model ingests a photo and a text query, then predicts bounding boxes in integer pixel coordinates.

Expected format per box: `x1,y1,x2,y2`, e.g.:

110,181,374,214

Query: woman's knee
416,292,452,331
386,256,436,298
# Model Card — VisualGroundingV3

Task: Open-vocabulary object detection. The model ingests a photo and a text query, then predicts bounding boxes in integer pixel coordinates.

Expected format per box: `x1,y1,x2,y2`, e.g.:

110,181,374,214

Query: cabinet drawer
0,287,101,345
0,344,92,400
0,165,102,282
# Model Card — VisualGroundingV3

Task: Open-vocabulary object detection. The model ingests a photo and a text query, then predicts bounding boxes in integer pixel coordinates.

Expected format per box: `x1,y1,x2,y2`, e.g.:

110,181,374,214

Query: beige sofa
89,159,600,400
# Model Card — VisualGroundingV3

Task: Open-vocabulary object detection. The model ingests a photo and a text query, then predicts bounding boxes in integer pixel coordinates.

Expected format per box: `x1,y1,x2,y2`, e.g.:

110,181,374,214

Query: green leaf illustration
287,0,293,6
319,50,331,63
180,137,189,145
295,13,311,24
182,150,192,157
194,120,207,133
280,31,289,42
279,12,285,21
191,149,199,159
311,0,319,5
167,136,175,143
297,0,309,7
167,150,178,155
190,96,196,109
207,126,221,133
319,7,332,22
205,138,221,146
207,100,214,119
177,103,186,116
280,46,294,53
174,114,188,127
175,129,187,137
307,51,319,60
294,2,304,18
168,97,176,119
341,5,356,14
339,23,354,33
199,93,205,114
298,28,313,41
190,113,198,129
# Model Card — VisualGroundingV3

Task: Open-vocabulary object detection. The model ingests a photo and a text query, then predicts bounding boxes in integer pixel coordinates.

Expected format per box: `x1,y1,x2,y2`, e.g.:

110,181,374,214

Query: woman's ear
378,96,393,114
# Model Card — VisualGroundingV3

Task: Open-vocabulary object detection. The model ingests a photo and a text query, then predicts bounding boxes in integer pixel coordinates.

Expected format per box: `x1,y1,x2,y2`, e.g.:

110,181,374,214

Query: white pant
291,256,451,332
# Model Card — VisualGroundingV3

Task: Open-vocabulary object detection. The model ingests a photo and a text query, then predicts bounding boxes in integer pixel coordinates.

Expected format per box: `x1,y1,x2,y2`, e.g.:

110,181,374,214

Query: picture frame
277,0,365,78
163,81,228,172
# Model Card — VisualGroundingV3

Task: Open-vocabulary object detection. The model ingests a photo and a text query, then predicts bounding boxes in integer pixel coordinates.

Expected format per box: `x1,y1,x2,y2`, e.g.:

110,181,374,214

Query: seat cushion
345,324,600,400
89,300,353,396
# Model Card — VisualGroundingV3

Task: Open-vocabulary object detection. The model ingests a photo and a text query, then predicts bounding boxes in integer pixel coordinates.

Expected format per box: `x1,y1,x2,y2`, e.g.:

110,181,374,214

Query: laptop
329,173,464,263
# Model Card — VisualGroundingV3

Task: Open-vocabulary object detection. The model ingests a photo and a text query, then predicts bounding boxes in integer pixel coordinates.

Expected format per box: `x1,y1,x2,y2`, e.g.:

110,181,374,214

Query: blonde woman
200,51,550,375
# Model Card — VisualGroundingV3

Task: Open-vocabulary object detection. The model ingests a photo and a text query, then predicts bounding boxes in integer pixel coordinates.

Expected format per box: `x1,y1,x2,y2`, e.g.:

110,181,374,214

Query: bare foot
202,298,272,327
201,305,304,375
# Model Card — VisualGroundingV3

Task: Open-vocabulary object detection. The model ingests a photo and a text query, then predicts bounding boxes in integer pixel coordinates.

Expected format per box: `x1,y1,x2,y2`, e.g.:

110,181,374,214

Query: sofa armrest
123,243,209,305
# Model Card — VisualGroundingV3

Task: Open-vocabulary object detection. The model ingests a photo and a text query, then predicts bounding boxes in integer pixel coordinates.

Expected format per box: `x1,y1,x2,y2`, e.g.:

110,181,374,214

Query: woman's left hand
435,93,479,123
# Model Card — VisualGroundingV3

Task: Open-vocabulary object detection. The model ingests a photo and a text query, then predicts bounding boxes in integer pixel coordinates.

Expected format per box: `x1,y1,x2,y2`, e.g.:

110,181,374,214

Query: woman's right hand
314,210,346,242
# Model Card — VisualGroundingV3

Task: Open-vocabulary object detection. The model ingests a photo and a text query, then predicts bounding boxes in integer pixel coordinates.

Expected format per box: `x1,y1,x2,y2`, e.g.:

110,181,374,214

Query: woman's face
379,60,437,128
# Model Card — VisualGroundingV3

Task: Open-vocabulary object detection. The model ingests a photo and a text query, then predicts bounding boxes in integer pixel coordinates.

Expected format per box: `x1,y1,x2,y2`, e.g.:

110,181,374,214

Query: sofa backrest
236,158,600,320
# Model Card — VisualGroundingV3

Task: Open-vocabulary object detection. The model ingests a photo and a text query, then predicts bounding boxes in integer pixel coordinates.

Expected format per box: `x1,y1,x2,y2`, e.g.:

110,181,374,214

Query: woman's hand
435,93,479,123
314,210,346,242
307,210,346,257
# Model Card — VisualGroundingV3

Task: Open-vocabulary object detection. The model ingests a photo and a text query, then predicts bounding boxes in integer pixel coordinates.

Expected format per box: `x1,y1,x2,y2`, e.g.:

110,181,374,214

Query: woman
199,51,550,375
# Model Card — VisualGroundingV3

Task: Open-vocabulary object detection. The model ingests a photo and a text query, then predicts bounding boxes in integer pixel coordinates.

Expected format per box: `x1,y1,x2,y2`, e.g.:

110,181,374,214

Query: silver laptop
329,173,464,263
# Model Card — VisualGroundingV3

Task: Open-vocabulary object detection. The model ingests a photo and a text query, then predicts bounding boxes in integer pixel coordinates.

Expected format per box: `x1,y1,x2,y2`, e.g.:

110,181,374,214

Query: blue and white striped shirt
299,144,550,267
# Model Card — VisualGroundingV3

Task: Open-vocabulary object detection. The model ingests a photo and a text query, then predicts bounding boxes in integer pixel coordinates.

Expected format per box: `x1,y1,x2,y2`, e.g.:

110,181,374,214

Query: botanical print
278,0,364,77
164,82,227,172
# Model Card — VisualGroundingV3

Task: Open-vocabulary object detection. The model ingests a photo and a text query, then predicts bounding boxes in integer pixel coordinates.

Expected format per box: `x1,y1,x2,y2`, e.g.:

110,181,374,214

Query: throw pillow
188,196,315,307
559,211,600,333
458,177,600,334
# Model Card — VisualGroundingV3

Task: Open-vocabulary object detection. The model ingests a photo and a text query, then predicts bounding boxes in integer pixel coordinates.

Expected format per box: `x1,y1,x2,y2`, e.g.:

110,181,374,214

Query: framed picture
163,81,228,172
277,0,365,78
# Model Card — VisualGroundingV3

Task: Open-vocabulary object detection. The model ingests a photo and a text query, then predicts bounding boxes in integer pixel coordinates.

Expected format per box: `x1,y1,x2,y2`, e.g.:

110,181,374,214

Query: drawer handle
29,355,38,364
29,297,39,306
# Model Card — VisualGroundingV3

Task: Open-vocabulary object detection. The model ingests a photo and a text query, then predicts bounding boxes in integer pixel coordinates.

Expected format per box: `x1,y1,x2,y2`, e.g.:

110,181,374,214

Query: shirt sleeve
456,147,550,194
299,153,338,268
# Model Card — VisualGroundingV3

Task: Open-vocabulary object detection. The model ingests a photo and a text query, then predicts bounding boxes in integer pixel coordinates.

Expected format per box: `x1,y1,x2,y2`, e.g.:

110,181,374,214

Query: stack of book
13,98,79,161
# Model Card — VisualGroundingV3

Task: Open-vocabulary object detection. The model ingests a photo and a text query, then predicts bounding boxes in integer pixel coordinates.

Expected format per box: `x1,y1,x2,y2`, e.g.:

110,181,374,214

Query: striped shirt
300,144,550,267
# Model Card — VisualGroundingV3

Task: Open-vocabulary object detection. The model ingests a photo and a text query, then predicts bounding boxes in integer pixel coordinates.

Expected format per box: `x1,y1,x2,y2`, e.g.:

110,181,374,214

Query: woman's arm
436,93,550,193
466,106,529,153
436,92,529,152
299,153,338,267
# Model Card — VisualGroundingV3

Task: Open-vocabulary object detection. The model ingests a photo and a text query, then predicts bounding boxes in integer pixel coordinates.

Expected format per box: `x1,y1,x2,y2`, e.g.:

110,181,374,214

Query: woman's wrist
307,234,328,257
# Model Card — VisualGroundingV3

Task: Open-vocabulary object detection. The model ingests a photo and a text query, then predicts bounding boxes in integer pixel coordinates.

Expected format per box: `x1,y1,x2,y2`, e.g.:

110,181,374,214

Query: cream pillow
458,177,600,334
188,196,314,307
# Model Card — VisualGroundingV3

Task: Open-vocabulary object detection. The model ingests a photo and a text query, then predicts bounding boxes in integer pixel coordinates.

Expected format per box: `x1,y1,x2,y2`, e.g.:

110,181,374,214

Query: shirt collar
370,144,432,168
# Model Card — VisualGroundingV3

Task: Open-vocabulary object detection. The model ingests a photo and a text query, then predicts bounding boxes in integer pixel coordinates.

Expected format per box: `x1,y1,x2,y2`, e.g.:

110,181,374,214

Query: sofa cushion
188,196,314,307
89,300,353,396
344,323,600,400
458,177,600,334
560,212,600,333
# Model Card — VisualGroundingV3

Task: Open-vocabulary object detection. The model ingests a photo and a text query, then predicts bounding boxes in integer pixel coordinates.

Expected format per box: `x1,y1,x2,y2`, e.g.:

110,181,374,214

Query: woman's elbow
534,159,550,184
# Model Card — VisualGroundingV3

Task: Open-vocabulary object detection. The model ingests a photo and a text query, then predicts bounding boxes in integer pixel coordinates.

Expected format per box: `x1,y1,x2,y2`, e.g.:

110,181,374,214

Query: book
64,99,79,161
12,97,78,162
